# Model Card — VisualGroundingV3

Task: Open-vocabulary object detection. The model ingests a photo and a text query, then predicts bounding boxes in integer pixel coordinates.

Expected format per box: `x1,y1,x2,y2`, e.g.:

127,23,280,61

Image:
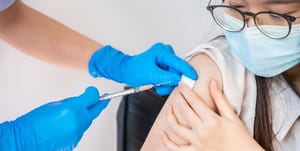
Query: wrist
12,118,37,150
244,138,265,151
0,121,15,150
0,119,37,150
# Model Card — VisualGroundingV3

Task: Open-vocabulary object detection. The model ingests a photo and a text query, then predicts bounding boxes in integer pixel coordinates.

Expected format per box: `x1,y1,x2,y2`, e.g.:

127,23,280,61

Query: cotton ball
180,75,195,89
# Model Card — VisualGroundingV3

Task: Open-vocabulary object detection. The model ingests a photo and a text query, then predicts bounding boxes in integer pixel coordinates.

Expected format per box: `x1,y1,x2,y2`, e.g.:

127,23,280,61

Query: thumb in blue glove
89,43,198,95
0,86,110,151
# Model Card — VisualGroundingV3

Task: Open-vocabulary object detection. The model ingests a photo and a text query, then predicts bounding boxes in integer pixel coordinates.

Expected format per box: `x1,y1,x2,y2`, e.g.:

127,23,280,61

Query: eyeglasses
206,4,296,39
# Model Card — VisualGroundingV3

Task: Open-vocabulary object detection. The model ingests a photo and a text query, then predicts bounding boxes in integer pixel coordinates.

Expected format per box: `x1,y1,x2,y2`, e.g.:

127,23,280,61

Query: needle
99,82,170,101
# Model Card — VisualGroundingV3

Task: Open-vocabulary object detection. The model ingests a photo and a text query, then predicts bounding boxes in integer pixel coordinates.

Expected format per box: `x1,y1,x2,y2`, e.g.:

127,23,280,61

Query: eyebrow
267,0,296,4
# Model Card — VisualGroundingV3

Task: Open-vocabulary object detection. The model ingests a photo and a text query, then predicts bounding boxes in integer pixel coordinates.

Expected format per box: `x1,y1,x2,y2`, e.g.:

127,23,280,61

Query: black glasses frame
207,5,296,39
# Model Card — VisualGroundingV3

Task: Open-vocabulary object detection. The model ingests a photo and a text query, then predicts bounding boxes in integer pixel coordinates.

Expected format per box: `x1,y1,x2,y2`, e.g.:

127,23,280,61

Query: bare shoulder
188,52,223,112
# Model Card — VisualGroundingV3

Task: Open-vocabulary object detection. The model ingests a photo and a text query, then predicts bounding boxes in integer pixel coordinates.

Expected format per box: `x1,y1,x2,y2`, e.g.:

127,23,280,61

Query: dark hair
254,76,274,151
211,1,275,149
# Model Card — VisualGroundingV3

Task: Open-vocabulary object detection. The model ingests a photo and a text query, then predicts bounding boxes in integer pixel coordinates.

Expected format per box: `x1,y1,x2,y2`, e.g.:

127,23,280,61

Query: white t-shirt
185,37,300,151
0,0,15,11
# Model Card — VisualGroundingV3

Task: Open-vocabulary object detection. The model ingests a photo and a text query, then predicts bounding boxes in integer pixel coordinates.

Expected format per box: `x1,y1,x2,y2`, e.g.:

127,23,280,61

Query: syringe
99,84,157,101
99,75,195,101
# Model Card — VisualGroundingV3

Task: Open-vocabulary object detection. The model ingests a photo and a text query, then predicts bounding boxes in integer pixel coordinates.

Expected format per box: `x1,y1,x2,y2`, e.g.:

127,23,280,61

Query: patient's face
224,0,300,24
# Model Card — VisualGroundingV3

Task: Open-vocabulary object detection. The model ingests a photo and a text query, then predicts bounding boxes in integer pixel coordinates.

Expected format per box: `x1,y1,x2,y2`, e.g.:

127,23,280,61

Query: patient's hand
141,53,223,150
160,82,264,151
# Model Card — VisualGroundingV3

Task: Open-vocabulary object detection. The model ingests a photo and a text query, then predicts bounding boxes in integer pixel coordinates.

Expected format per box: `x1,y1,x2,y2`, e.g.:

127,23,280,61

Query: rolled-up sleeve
0,0,15,12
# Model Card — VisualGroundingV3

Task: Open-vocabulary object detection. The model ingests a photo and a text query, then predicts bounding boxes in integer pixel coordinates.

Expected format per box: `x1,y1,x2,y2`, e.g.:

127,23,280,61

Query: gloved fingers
166,44,175,53
154,85,175,96
150,43,173,52
157,49,182,72
158,53,198,81
152,69,181,87
154,66,181,86
77,86,100,107
168,66,180,76
158,63,169,70
87,100,110,120
60,97,76,104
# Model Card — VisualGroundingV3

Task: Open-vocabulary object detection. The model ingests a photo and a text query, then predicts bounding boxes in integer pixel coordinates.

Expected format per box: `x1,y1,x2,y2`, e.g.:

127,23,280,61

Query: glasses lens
212,6,244,31
255,12,290,38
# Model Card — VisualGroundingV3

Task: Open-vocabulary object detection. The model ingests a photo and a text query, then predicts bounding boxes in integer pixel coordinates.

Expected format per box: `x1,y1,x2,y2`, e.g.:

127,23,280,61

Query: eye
269,13,283,20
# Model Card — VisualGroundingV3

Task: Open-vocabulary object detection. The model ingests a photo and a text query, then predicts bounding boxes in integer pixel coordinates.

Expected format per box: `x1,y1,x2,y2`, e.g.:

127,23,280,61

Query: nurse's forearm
0,1,102,71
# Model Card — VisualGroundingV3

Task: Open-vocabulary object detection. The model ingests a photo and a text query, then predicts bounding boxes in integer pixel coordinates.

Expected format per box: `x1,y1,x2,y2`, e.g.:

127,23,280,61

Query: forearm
0,0,102,71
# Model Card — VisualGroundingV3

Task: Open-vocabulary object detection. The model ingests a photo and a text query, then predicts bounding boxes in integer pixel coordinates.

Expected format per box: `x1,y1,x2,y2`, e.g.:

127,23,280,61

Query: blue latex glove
89,43,198,95
0,87,110,151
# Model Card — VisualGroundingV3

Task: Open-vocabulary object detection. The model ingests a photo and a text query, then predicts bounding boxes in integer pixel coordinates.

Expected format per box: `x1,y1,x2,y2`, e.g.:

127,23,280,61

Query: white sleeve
0,0,15,11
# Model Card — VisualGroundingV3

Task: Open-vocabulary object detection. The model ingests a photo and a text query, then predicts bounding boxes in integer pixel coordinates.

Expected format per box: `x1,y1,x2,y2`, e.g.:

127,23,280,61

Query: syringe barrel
99,87,139,100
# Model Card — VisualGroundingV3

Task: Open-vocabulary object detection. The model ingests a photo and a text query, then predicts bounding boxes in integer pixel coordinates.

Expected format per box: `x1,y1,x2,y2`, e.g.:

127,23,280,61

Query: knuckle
151,42,164,51
199,130,211,140
208,118,220,128
154,42,165,47
198,121,221,139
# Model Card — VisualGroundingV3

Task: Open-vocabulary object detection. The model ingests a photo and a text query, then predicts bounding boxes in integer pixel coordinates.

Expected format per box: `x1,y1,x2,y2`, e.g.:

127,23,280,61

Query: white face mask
223,14,300,77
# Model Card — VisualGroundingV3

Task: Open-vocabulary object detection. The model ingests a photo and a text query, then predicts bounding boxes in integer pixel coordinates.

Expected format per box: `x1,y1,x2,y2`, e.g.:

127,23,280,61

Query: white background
0,0,221,150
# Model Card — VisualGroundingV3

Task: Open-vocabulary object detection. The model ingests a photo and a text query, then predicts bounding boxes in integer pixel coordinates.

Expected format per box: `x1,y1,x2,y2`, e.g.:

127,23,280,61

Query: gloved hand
0,87,110,151
88,43,198,95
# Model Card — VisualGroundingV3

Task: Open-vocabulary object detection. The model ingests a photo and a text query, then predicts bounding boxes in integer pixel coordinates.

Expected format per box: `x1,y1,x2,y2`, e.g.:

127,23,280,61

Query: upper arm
141,52,223,150
188,53,223,112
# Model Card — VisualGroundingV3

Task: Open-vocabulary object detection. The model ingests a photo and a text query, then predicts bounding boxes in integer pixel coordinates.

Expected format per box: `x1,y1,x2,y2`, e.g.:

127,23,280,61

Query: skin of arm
161,82,265,151
0,0,102,71
141,53,223,150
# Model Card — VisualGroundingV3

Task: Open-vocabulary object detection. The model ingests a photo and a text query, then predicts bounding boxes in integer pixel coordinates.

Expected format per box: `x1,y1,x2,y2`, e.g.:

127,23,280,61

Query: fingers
165,44,175,54
158,53,198,81
166,105,195,143
178,83,217,121
150,43,174,54
87,99,110,120
209,80,236,119
143,42,197,89
173,91,204,129
152,69,181,86
77,86,100,107
75,86,111,120
155,86,174,96
151,43,198,81
161,131,181,151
